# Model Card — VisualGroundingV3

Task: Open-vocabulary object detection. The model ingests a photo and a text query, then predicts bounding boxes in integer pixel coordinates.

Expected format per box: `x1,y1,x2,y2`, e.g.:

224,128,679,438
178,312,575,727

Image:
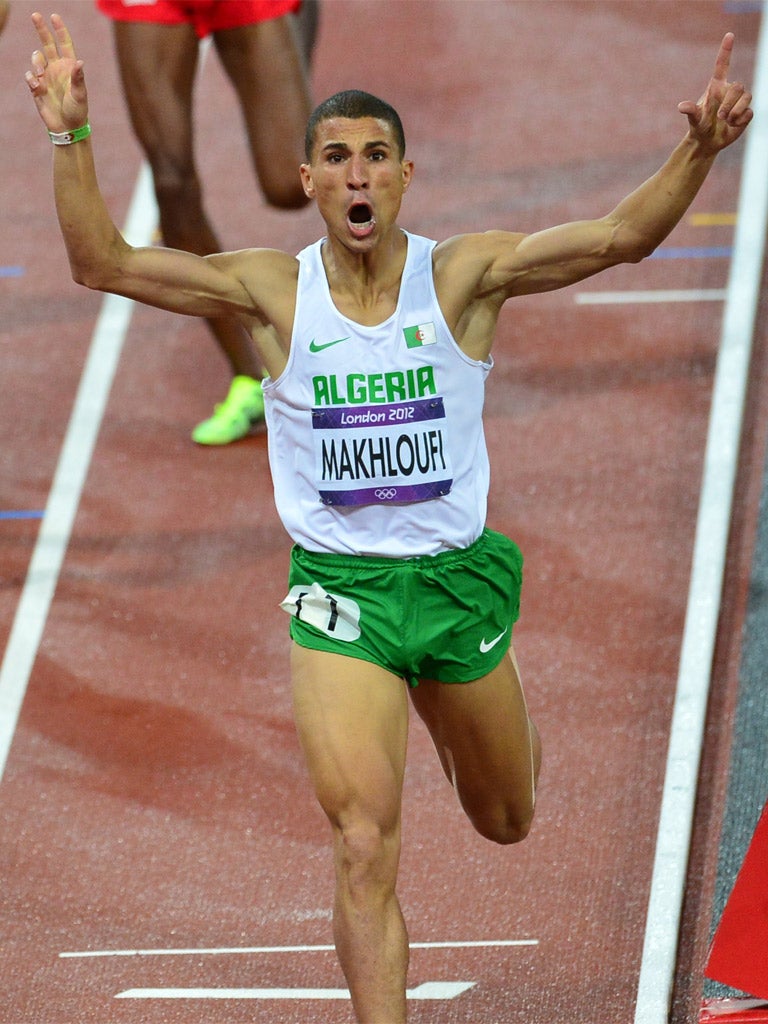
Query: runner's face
301,117,413,249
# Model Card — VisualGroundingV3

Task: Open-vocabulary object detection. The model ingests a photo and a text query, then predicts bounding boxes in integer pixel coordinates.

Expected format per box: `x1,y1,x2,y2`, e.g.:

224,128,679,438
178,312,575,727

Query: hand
678,33,753,153
25,12,88,134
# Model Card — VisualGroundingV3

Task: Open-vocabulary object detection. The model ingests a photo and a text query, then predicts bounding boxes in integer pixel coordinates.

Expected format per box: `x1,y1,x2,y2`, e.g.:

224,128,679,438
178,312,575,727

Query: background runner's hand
25,13,88,133
677,33,753,153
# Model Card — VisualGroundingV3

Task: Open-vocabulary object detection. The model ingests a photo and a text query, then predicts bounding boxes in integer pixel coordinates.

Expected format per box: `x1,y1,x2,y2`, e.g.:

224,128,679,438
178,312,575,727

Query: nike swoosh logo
479,627,508,654
309,336,350,353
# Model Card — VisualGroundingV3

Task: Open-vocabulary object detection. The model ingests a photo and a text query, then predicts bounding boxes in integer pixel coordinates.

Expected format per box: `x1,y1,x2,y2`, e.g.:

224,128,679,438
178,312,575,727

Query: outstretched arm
451,33,753,307
24,13,271,320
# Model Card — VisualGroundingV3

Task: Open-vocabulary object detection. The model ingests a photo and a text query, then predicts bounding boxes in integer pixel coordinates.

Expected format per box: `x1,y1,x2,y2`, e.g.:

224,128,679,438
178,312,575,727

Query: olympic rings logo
374,488,398,500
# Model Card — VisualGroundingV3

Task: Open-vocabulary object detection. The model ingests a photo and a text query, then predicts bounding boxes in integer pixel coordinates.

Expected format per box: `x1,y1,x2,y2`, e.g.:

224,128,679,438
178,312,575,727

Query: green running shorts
281,528,523,687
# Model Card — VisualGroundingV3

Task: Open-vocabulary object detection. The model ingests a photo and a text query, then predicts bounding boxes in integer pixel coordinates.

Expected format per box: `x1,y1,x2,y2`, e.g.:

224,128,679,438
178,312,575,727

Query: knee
469,801,536,846
151,166,211,251
475,722,542,844
333,817,398,895
150,158,203,216
260,179,311,211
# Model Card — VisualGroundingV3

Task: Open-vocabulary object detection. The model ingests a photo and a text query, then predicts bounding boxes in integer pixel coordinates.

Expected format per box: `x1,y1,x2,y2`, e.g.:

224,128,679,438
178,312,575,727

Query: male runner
96,0,316,444
26,14,752,1021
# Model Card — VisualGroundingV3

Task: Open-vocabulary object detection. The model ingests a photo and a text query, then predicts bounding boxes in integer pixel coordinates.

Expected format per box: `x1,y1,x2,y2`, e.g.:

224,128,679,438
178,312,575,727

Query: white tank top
262,230,492,557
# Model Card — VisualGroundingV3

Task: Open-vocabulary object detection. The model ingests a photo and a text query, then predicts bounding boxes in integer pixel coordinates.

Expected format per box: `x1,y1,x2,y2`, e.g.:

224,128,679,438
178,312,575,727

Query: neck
320,227,409,326
322,226,407,286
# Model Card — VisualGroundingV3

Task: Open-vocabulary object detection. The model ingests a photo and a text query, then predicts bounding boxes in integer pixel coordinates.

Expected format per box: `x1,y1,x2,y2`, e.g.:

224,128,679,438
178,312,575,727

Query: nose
347,154,368,189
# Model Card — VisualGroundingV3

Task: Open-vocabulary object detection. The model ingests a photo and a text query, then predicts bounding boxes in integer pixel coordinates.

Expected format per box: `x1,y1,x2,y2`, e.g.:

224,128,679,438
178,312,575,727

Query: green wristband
48,123,92,146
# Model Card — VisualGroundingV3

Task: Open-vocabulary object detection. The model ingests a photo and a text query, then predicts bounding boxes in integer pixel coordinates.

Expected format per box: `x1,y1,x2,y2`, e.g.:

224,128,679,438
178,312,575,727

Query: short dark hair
304,90,406,162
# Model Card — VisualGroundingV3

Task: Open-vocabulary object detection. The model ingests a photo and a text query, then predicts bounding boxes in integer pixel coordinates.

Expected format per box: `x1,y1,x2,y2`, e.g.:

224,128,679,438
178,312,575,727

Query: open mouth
347,201,375,234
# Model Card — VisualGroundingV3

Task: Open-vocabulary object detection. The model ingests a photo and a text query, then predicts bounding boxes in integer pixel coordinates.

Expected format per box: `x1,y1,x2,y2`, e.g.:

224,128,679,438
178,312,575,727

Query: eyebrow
320,139,393,155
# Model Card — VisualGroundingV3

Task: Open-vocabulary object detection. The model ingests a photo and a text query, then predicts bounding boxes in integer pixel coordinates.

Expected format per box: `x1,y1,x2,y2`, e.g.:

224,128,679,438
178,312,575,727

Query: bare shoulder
208,246,299,331
210,246,299,289
434,231,526,290
432,231,527,332
434,230,526,263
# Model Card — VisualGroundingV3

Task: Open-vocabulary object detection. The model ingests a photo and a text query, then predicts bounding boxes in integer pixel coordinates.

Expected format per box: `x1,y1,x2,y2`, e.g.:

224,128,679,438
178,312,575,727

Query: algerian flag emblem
403,322,437,348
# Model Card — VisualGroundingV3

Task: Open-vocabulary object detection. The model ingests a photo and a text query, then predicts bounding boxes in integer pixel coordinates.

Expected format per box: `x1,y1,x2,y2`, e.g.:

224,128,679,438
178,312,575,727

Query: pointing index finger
713,32,735,83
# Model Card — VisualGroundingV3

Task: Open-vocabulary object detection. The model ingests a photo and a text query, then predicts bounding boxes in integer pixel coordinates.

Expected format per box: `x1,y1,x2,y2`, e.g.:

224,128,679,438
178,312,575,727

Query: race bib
312,396,453,506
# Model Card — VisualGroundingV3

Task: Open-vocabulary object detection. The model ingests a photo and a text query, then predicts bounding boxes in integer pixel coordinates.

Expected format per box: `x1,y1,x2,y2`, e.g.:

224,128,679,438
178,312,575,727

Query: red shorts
96,0,300,37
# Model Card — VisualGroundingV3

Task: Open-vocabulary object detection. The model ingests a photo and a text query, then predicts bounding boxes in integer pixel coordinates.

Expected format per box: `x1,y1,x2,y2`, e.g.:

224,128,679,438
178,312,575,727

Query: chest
326,283,401,328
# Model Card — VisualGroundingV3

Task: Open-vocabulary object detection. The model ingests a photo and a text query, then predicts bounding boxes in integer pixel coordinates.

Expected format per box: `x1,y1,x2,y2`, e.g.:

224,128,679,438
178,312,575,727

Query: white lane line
115,981,476,1001
634,8,768,1024
575,289,726,304
0,164,157,783
60,938,537,958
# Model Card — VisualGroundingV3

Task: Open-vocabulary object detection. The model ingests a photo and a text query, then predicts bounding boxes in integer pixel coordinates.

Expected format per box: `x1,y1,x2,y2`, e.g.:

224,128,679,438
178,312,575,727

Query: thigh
213,18,311,184
291,645,410,833
409,644,540,837
111,20,200,164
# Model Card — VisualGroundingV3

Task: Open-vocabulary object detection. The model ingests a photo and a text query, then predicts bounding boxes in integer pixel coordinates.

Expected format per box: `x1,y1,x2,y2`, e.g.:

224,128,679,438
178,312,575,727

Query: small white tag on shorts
280,582,362,642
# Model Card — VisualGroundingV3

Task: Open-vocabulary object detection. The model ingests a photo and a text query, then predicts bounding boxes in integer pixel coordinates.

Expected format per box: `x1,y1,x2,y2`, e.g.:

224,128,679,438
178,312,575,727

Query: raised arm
24,13,291,326
26,14,119,285
444,32,753,313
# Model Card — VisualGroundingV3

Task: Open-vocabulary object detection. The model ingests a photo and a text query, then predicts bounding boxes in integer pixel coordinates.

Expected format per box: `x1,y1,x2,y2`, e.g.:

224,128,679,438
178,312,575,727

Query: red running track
1,2,766,1022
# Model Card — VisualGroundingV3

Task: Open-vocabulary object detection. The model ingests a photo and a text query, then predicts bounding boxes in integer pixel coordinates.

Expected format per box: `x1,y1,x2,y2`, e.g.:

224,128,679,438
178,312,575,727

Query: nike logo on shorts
479,627,508,653
309,336,350,353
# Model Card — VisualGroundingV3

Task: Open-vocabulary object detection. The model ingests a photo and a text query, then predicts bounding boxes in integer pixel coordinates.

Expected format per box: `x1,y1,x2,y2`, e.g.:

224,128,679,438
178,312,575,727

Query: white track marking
60,938,537,958
575,289,727,304
0,165,157,782
115,981,476,1001
634,8,768,1022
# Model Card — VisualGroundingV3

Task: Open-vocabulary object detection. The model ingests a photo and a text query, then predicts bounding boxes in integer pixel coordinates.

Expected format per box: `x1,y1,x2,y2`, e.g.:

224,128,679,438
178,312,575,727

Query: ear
401,159,414,192
300,163,315,199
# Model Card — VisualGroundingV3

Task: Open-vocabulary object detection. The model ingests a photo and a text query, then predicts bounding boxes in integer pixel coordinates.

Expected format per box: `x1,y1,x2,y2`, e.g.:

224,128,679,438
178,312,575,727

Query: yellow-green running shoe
191,375,265,445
